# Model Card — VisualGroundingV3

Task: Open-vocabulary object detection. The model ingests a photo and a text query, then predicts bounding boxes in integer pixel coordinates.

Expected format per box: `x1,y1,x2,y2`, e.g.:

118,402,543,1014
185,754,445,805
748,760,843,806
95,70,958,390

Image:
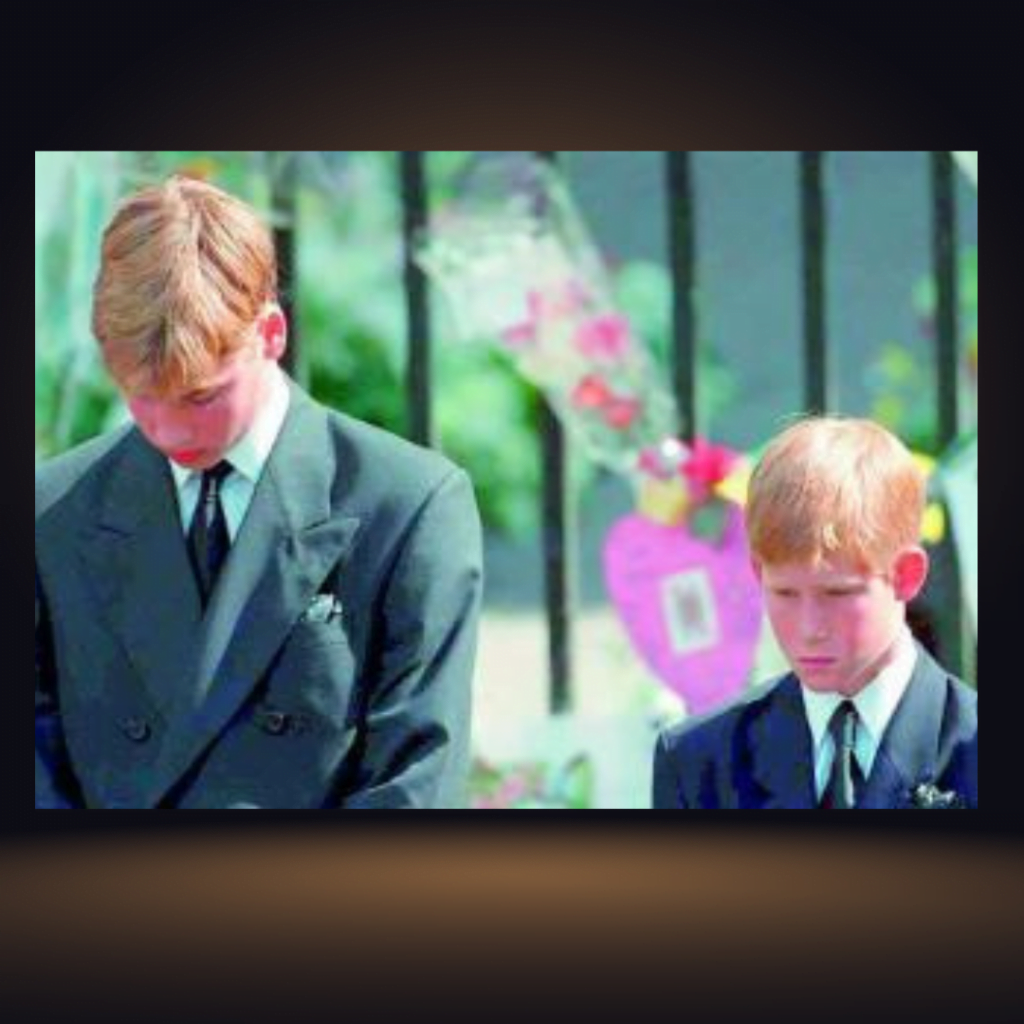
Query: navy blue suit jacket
653,645,977,809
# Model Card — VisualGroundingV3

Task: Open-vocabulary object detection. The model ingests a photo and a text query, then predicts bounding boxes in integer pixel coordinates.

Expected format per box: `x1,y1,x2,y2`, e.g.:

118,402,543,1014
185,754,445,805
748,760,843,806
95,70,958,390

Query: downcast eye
189,389,224,407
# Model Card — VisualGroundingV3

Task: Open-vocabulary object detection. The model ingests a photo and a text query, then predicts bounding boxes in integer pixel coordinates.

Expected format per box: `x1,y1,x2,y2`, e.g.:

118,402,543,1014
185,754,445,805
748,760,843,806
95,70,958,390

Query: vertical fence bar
932,152,961,450
800,152,831,413
400,151,435,448
666,152,698,442
271,153,300,379
931,150,968,680
541,399,574,714
537,150,575,715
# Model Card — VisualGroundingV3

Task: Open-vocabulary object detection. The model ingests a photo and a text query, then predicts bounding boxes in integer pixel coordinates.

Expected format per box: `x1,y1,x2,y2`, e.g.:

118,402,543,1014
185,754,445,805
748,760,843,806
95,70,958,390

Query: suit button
261,710,289,735
120,717,152,743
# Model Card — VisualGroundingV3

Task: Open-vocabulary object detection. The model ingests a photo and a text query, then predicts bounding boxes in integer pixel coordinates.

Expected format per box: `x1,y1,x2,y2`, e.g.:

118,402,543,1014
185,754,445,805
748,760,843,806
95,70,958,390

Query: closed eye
188,389,225,407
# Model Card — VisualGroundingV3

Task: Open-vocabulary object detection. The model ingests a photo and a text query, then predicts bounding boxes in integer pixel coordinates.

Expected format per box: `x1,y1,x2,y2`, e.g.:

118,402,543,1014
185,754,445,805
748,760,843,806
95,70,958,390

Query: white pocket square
301,593,343,624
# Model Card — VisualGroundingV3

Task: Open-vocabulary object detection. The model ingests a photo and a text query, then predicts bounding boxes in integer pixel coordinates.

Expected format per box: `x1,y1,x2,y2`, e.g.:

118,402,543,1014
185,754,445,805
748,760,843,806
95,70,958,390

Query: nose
140,407,192,451
798,598,829,643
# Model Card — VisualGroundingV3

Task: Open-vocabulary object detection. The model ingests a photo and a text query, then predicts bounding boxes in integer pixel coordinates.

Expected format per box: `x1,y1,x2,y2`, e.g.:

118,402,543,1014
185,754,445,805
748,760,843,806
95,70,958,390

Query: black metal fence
286,151,973,711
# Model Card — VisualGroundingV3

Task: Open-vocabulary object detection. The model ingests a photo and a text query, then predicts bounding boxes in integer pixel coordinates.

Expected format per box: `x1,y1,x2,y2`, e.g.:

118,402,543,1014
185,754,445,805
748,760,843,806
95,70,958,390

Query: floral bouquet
418,154,764,716
416,153,677,475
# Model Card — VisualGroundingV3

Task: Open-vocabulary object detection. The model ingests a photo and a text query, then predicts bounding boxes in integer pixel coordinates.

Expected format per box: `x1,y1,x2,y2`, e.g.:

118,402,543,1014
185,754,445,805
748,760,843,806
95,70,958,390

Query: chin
796,668,856,695
798,676,840,694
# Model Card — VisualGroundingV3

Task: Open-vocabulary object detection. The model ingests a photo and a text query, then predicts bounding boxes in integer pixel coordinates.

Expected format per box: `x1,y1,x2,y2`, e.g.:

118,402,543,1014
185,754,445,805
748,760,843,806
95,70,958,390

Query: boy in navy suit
653,417,976,809
36,175,483,808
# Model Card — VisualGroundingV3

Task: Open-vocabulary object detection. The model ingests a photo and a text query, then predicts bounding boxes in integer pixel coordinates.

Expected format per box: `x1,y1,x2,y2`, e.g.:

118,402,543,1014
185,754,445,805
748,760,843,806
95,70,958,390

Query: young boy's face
123,310,286,472
756,550,927,697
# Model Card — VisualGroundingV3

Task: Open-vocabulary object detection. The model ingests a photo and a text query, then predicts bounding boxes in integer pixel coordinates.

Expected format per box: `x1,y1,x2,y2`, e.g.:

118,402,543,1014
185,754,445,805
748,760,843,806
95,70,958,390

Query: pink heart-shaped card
603,502,764,717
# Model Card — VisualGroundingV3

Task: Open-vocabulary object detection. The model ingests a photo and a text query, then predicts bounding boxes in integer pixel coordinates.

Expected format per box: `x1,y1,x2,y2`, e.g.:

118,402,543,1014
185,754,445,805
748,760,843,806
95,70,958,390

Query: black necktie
820,700,864,809
188,461,233,608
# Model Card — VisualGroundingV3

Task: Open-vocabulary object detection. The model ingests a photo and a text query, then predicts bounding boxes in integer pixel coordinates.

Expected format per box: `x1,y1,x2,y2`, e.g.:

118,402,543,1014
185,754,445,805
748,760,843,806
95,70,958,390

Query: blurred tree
867,246,977,455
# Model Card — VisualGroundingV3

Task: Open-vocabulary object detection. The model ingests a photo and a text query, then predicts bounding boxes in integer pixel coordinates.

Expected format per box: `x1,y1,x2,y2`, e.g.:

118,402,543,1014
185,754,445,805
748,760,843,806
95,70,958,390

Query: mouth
797,657,837,669
168,449,206,466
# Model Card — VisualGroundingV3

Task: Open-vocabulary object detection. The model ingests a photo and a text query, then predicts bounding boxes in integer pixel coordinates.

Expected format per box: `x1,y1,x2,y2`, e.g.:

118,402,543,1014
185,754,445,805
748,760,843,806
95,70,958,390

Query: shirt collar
800,626,918,755
169,366,291,492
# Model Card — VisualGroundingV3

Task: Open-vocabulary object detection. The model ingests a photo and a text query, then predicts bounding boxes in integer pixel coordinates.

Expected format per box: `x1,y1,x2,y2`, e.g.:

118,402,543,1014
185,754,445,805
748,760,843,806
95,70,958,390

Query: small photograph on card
661,568,720,657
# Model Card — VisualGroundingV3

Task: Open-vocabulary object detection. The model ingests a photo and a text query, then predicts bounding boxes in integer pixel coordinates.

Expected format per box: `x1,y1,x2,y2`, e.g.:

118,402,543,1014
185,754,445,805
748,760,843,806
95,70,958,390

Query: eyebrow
768,577,865,589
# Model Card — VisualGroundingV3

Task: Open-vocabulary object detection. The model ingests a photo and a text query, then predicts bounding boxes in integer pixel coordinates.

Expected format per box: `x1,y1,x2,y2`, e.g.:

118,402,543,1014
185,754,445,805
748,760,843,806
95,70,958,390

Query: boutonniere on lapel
908,781,966,809
301,593,343,625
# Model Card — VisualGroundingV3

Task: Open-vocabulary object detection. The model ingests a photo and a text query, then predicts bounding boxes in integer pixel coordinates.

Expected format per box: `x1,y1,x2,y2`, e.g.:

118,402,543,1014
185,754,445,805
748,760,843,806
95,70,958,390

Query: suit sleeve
36,570,84,808
652,731,689,809
344,469,483,809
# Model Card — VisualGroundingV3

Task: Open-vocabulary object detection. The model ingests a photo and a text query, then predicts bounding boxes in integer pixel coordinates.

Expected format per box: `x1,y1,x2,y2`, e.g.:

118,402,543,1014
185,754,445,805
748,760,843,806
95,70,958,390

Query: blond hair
746,417,926,571
92,175,277,396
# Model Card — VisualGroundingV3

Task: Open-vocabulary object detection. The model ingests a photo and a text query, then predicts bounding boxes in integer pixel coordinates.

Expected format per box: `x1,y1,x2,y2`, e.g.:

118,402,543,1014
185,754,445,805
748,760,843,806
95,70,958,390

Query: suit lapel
858,647,949,809
146,388,361,807
76,431,202,717
748,676,817,809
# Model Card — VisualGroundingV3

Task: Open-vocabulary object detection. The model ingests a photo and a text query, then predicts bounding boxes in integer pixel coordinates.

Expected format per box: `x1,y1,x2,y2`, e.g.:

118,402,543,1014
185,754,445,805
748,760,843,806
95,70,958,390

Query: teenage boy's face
756,551,927,697
124,311,286,472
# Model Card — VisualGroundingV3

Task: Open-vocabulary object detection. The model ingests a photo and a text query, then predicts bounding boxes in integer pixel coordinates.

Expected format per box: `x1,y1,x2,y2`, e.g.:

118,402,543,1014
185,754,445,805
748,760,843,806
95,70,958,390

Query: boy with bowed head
653,417,977,809
36,175,483,809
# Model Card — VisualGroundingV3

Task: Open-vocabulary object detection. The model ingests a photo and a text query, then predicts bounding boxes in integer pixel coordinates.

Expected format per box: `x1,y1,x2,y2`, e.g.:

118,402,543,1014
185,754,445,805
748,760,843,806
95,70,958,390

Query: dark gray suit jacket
35,381,483,809
652,645,978,809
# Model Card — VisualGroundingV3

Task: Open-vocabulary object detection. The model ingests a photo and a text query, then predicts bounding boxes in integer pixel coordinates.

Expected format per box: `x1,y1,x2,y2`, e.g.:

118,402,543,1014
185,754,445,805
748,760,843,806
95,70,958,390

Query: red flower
571,374,613,410
570,375,642,431
681,438,739,501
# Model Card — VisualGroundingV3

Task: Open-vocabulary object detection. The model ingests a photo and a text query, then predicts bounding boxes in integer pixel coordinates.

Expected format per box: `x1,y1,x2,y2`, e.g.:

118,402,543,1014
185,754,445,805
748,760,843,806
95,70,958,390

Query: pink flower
501,321,537,350
527,279,593,324
602,396,641,430
574,313,633,361
571,374,613,410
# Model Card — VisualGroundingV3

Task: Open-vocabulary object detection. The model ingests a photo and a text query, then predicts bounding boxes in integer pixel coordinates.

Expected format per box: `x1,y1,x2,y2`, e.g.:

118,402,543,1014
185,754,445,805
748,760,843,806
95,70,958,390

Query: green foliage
124,151,266,203
437,346,541,536
868,246,978,454
296,156,406,432
35,152,123,459
294,152,544,535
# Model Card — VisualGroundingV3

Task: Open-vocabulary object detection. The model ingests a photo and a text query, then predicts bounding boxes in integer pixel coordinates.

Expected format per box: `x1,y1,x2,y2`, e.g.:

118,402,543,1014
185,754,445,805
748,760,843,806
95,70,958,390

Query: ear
892,546,929,603
257,303,288,362
750,557,764,584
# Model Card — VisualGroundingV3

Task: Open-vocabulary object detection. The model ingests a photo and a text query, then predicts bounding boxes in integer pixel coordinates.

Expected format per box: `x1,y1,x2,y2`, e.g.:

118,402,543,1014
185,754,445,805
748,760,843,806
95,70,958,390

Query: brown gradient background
20,5,1009,1017
2,829,1021,1013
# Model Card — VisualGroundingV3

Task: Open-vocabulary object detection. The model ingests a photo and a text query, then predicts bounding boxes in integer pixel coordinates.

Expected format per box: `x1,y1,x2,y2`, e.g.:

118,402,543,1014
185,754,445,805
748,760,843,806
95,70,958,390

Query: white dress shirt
800,627,918,801
169,367,291,542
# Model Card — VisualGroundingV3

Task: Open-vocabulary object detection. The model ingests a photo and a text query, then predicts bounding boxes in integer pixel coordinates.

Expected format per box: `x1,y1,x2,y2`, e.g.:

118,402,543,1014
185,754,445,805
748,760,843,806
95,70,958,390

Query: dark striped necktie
820,700,864,809
187,461,233,608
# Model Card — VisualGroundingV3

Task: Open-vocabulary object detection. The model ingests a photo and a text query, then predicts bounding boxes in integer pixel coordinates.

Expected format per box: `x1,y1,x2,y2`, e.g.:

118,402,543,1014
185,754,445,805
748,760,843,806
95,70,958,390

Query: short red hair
746,416,926,571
